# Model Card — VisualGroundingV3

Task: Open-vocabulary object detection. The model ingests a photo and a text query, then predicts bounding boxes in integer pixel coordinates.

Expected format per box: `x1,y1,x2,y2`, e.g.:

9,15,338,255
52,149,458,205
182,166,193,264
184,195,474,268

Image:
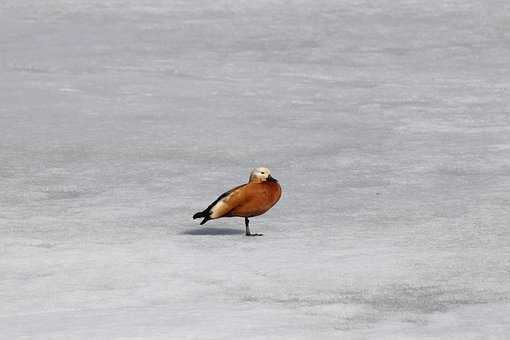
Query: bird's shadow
181,227,244,236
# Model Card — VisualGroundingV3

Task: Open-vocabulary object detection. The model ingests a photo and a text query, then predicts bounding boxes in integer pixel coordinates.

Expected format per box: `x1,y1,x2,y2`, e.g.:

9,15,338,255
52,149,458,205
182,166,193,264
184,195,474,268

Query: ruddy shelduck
193,167,282,236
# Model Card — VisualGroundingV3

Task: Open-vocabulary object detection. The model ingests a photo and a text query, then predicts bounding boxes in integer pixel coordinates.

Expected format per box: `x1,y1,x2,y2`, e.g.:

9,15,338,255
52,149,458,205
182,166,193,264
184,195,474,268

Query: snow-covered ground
1,1,510,338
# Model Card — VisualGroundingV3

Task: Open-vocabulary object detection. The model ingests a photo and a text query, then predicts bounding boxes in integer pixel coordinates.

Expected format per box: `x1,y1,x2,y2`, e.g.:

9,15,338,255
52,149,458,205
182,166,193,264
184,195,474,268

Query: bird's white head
249,167,278,183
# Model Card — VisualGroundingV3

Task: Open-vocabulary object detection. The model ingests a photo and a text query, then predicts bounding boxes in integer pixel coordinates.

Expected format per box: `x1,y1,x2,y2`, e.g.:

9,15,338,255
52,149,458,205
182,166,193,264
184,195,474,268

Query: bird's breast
228,181,282,217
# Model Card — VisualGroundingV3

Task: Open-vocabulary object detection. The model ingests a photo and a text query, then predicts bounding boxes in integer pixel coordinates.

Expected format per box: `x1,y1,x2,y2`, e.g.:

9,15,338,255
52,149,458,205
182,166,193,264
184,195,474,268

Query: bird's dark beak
268,175,278,183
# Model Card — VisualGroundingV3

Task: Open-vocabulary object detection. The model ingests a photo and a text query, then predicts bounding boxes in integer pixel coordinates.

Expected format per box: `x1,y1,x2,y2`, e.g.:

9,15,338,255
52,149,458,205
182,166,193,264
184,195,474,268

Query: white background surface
1,1,510,338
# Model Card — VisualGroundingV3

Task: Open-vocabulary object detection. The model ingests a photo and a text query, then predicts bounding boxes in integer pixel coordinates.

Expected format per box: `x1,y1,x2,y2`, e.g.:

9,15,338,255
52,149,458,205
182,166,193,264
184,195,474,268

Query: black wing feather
192,184,246,225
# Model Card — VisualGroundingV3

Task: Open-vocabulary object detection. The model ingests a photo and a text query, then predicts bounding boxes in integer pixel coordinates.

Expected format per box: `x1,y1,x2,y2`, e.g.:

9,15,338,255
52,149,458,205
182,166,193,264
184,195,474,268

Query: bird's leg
245,217,251,235
245,217,263,236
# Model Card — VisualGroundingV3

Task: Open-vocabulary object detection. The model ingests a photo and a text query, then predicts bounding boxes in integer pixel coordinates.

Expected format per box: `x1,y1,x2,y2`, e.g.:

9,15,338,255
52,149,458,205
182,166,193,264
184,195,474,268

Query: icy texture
1,1,510,339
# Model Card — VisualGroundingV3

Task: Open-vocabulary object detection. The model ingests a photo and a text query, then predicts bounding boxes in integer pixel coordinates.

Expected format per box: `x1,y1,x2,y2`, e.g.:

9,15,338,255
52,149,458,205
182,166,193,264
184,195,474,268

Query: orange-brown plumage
225,181,282,217
193,167,282,236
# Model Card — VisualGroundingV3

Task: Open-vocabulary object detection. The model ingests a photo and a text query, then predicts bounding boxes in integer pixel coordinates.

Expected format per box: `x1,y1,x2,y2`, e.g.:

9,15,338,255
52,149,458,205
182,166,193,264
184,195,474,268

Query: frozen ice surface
1,0,510,339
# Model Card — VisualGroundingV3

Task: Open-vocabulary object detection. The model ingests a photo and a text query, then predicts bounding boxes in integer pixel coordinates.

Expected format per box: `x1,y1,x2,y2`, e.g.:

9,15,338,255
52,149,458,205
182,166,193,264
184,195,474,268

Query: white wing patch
209,199,229,219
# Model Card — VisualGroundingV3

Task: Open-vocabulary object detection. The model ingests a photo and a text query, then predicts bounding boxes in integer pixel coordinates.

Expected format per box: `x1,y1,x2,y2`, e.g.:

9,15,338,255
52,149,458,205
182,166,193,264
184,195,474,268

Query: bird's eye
261,172,265,174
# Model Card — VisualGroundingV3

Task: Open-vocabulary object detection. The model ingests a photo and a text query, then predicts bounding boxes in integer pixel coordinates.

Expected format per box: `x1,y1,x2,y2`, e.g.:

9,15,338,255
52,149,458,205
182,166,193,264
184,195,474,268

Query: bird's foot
245,233,264,237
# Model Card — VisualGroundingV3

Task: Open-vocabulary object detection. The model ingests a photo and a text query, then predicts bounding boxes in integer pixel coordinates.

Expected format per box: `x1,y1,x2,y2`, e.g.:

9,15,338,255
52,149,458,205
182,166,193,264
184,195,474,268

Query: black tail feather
193,211,206,219
193,210,211,225
194,190,233,225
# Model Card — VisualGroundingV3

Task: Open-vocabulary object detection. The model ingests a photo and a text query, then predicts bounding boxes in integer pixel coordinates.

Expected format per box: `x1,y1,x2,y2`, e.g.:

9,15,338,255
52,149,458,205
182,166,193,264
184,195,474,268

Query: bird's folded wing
208,184,247,219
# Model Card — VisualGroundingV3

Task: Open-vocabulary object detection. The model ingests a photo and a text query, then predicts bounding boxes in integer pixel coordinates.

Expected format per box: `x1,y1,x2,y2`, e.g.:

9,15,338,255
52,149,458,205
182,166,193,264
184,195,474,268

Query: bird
193,167,282,236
